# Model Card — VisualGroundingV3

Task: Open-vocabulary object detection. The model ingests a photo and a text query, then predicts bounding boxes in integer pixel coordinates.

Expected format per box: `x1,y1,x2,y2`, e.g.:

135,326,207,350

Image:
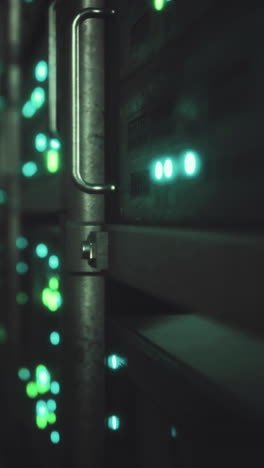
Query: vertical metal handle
72,8,116,194
48,1,58,134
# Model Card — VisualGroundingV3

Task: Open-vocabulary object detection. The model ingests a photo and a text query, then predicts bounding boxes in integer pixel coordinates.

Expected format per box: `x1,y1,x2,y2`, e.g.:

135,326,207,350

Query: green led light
164,159,173,179
22,101,36,118
50,331,60,346
31,87,45,108
36,400,48,417
35,133,48,152
154,161,163,180
50,381,60,395
21,161,38,177
34,61,48,82
107,354,127,370
35,243,48,258
0,189,7,204
16,292,29,305
16,236,28,249
49,277,59,290
48,255,59,269
26,382,38,398
108,415,120,431
46,150,60,173
0,325,7,344
154,0,166,11
36,415,47,429
18,368,30,381
171,426,178,438
42,288,62,312
16,261,29,275
36,365,50,386
47,399,57,412
47,412,57,425
50,138,61,150
50,431,60,444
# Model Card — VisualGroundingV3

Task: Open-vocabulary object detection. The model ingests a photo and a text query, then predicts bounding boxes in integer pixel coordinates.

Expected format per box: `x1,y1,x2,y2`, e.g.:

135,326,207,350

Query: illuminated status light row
21,138,61,177
18,365,61,443
151,151,201,182
22,61,48,118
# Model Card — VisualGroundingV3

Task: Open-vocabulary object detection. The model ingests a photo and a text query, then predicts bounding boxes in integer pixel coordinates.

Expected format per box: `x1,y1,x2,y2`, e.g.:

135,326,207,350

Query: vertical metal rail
53,1,113,466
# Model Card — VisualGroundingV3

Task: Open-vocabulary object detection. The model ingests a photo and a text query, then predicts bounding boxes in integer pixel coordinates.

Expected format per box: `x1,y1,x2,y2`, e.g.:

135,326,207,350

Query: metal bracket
82,231,109,270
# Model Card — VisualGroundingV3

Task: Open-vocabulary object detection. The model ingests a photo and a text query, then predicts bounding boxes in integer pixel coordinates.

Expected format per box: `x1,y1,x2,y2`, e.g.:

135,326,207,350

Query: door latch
81,231,108,270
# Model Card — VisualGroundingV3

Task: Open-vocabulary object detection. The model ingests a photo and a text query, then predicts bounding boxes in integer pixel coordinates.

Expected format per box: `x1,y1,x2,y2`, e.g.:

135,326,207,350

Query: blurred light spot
16,262,29,275
0,325,7,344
35,133,48,152
46,150,60,173
50,138,61,150
16,236,28,249
48,255,59,269
31,87,45,108
50,431,60,444
47,399,57,412
16,292,29,304
22,101,36,118
18,368,30,381
35,243,48,258
108,415,120,431
22,162,37,177
50,381,60,395
35,61,48,82
50,331,60,346
26,382,38,398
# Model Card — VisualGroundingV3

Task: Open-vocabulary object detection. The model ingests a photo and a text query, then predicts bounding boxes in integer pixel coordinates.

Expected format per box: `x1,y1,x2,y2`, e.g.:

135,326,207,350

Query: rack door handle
48,1,58,134
72,8,116,194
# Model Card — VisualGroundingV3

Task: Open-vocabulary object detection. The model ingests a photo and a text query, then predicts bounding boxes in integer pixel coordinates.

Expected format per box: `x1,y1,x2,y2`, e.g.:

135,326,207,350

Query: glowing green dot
31,87,45,108
171,426,178,438
22,161,37,177
46,150,60,173
0,325,7,344
26,382,38,398
18,367,30,381
50,331,60,346
35,133,48,152
36,243,48,258
184,152,197,176
50,431,60,444
36,415,47,429
49,277,59,290
16,236,28,249
16,292,29,305
164,159,173,179
107,354,127,370
47,412,57,425
36,365,50,386
154,0,166,11
47,399,57,412
0,189,7,204
50,138,61,150
42,288,62,312
108,415,120,431
48,255,59,269
154,161,163,180
16,262,29,275
34,61,48,82
22,101,36,118
50,381,60,395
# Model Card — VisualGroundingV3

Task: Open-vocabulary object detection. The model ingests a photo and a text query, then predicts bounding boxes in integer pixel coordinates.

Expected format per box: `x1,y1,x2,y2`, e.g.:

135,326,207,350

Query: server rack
0,1,263,467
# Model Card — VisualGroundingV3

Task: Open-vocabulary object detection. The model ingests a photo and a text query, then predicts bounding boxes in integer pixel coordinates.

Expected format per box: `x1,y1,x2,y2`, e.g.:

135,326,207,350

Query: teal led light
36,243,48,258
0,325,7,344
18,368,31,381
47,399,57,412
50,138,61,150
16,261,29,274
171,426,178,438
48,255,59,269
50,431,60,444
154,161,163,180
154,0,166,10
0,189,7,204
107,354,127,370
183,151,200,177
36,365,50,394
36,400,48,417
108,415,120,431
16,236,28,249
34,61,48,82
22,101,36,118
35,133,48,152
31,87,45,108
21,161,37,177
49,331,60,346
50,381,60,395
164,159,173,179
